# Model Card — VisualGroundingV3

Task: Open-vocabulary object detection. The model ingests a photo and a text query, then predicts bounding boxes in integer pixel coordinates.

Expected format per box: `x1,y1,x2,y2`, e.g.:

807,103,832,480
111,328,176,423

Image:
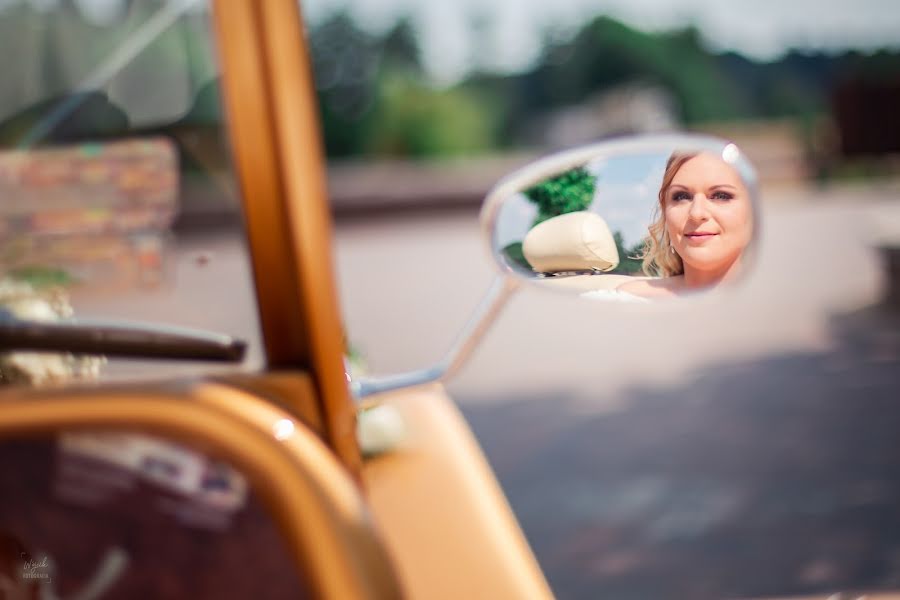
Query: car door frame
210,0,360,473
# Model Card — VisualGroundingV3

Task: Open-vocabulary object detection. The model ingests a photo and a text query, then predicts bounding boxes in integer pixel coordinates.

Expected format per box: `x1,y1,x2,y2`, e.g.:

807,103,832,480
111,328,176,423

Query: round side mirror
482,134,760,302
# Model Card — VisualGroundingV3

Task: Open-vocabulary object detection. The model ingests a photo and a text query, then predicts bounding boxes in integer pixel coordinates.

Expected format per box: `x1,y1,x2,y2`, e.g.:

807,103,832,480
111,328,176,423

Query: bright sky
494,153,665,252
301,0,900,84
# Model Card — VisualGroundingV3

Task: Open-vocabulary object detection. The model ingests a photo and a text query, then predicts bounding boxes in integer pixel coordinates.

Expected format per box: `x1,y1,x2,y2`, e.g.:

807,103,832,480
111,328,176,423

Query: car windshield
0,0,263,385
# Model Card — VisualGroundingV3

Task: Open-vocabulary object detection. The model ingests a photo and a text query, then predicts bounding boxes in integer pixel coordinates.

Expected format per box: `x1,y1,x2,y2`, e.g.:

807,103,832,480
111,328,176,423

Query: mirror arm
0,312,247,362
351,275,519,400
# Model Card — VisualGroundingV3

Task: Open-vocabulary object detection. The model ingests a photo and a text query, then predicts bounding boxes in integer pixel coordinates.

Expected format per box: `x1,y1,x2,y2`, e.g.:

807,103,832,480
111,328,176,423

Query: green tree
611,231,645,274
309,13,381,157
500,241,531,271
366,73,498,157
524,166,595,226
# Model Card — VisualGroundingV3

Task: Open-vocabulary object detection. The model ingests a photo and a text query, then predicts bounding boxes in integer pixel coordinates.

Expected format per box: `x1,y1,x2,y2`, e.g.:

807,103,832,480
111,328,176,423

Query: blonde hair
640,152,697,277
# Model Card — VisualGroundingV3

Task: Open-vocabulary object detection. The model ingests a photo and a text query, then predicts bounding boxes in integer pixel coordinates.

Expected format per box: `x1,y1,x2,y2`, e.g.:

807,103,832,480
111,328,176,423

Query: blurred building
526,83,679,149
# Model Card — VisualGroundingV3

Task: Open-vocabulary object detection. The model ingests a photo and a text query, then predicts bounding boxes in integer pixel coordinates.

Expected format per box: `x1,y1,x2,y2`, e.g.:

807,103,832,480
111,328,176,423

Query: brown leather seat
0,436,310,599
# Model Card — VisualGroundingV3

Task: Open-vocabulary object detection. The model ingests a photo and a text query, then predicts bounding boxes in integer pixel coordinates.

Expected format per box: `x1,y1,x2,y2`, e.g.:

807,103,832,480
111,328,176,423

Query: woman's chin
680,251,742,275
681,252,723,269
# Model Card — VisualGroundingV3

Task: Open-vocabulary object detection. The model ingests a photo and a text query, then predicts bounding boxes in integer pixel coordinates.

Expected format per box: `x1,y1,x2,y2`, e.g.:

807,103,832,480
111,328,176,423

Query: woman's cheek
665,207,685,236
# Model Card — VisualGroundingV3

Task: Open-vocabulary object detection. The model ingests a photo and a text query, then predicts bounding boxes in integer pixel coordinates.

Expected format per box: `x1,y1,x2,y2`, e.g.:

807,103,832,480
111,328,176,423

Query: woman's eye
711,191,734,200
671,191,690,201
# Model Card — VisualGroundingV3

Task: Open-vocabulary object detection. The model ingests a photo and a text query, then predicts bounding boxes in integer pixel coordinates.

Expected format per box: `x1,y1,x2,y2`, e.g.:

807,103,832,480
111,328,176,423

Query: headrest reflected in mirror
484,135,759,302
522,211,620,274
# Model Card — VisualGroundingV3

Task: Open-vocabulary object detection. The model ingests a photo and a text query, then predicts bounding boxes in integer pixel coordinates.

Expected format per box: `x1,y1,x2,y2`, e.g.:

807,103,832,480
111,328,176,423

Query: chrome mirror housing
481,134,760,302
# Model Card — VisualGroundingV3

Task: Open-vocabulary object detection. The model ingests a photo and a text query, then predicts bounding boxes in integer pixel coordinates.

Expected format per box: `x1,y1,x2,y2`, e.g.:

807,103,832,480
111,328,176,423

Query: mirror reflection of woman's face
664,153,752,276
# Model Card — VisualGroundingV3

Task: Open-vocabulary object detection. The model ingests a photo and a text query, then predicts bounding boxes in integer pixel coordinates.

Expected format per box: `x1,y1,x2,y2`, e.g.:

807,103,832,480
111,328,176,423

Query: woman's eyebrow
708,184,738,191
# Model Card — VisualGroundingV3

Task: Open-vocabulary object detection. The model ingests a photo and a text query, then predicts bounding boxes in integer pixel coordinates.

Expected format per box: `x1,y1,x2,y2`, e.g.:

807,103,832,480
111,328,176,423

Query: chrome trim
351,275,518,400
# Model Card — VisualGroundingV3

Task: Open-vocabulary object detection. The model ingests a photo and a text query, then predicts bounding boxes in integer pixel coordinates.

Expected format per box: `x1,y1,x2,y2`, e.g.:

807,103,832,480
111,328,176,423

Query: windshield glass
0,0,263,384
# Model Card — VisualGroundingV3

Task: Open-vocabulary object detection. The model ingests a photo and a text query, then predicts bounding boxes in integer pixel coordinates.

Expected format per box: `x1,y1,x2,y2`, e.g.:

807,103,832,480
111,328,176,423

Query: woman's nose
689,193,711,220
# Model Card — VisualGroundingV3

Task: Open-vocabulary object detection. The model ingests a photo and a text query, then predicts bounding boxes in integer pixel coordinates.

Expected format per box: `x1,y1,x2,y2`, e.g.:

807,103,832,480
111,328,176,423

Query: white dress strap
580,288,652,303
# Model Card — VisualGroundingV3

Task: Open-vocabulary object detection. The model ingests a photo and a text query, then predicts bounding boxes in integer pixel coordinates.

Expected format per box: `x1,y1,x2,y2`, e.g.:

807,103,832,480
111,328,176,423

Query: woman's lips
684,232,718,244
